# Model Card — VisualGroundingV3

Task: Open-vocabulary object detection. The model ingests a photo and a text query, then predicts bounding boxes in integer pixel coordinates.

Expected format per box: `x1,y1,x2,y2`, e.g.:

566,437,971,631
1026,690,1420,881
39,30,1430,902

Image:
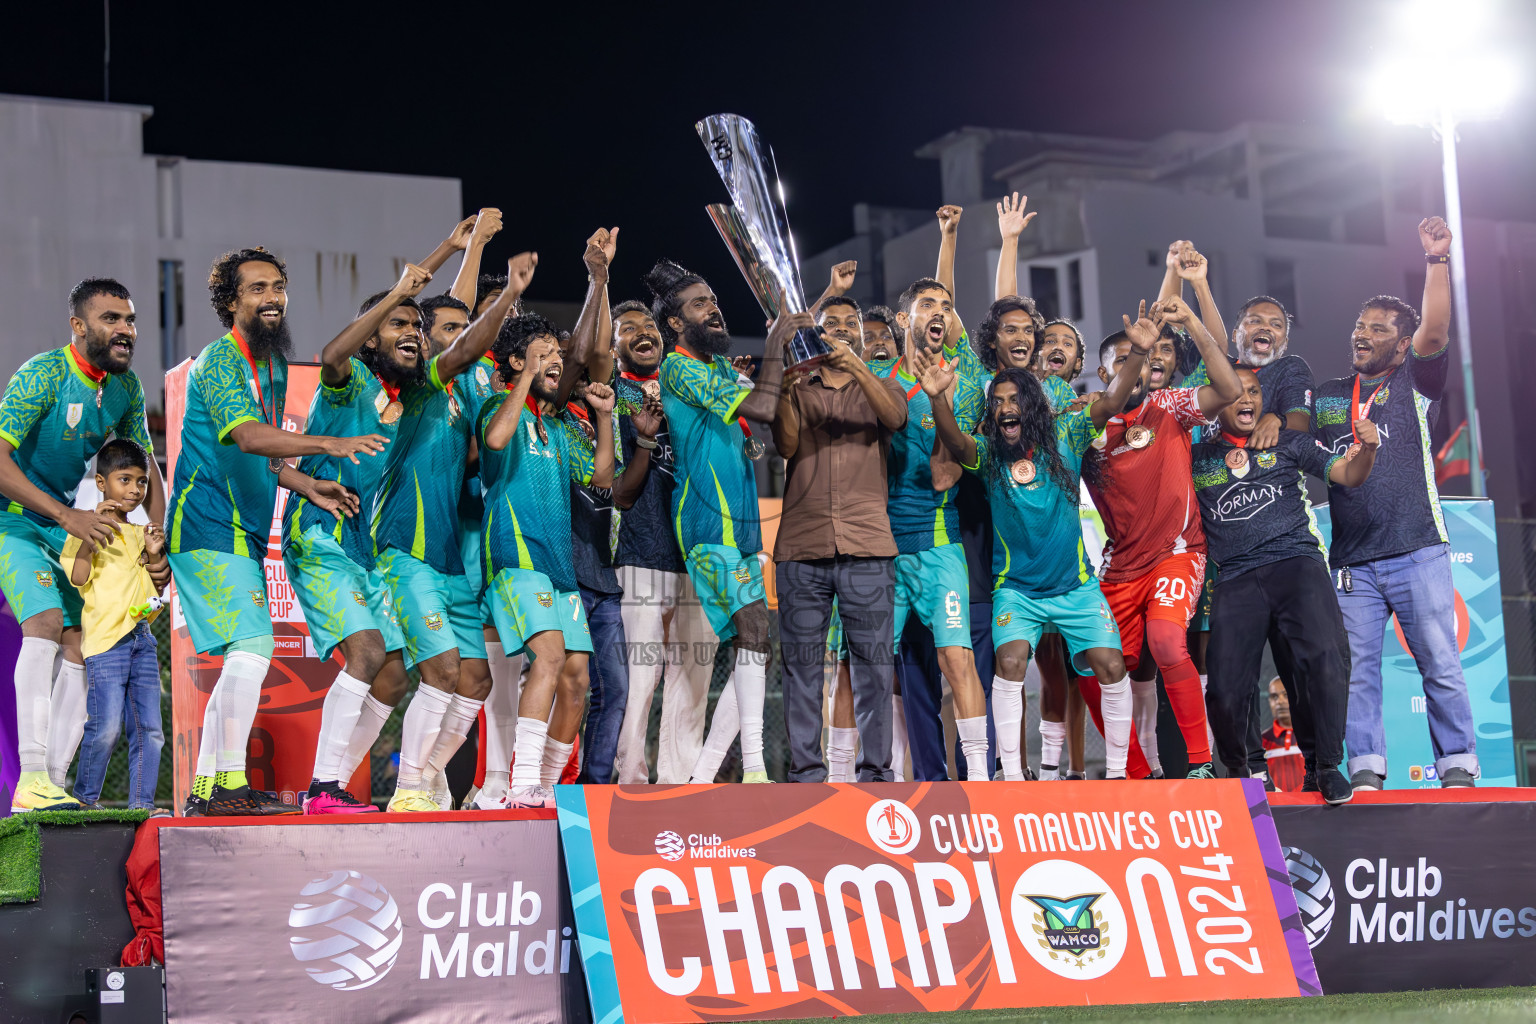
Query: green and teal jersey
1040,373,1077,412
168,333,286,562
477,393,595,593
658,350,761,555
371,354,480,575
873,357,985,555
455,353,501,563
280,357,397,569
942,331,1076,410
967,406,1103,599
0,346,152,521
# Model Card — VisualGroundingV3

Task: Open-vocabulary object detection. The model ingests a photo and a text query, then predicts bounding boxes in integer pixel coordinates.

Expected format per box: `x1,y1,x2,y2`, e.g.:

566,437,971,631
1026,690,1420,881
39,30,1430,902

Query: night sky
5,0,1535,312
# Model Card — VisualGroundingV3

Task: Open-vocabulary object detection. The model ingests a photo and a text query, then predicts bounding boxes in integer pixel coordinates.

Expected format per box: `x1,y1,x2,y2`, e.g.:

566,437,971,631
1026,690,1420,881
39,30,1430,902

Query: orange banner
165,360,369,808
558,781,1318,1021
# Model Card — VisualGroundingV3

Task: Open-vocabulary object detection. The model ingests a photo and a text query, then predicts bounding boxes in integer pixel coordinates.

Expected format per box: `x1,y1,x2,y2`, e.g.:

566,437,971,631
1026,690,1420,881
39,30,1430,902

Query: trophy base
786,327,832,370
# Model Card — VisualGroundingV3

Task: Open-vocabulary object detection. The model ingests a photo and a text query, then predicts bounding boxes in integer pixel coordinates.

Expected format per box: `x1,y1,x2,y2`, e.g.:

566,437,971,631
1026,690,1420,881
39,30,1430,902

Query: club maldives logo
654,830,686,861
1011,860,1127,979
1281,846,1335,948
865,798,920,855
288,869,404,991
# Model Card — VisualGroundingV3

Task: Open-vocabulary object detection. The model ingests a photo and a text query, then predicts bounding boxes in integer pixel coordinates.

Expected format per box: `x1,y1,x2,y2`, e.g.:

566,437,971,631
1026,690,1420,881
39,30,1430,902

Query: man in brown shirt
772,295,907,782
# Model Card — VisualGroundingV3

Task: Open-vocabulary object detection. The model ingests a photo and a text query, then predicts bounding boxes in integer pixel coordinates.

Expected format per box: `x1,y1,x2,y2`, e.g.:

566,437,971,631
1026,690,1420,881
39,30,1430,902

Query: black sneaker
205,784,301,816
1250,770,1276,792
1063,771,1087,781
1441,767,1476,788
182,793,208,817
1317,767,1353,806
1301,770,1318,792
1350,769,1385,792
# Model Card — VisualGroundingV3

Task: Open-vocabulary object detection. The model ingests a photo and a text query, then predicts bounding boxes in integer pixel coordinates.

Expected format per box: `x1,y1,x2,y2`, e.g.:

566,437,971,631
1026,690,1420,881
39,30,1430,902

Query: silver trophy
696,114,831,368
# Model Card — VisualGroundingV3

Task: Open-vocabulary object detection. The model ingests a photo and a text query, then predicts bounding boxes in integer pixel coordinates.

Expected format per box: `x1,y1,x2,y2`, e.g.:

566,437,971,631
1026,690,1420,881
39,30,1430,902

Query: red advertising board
164,360,368,809
557,781,1319,1021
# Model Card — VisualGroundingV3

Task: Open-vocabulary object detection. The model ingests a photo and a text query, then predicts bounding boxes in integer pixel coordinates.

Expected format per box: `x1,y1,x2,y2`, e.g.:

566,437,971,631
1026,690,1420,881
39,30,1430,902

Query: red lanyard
231,327,276,426
620,370,658,384
66,344,106,385
675,344,752,439
1351,369,1394,442
1220,431,1249,448
892,357,923,400
375,375,400,403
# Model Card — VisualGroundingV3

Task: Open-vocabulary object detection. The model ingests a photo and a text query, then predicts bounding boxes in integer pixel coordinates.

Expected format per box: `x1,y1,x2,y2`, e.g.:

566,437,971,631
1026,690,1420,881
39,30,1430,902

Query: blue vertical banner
1313,498,1513,788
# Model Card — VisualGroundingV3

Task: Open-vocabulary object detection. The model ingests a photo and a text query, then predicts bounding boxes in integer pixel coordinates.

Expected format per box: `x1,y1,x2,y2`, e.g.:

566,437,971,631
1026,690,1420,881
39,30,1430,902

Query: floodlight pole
1437,105,1484,497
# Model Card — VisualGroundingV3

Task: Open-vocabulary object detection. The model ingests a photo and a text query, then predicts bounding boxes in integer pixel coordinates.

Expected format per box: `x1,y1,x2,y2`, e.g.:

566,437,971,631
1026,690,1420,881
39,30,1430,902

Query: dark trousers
898,602,997,781
577,587,630,784
1207,557,1348,775
777,556,896,782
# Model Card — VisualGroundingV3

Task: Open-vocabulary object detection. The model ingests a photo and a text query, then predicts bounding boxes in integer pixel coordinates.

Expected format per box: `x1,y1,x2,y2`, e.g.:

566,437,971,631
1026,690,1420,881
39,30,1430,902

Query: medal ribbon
1220,431,1250,448
893,356,924,400
66,344,107,386
675,344,753,440
1350,368,1395,443
620,370,659,383
374,374,401,404
231,327,276,426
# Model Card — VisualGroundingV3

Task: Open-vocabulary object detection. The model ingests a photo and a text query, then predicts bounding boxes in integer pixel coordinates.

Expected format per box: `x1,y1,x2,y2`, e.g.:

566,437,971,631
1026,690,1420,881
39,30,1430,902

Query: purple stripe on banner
1244,779,1322,996
0,594,21,816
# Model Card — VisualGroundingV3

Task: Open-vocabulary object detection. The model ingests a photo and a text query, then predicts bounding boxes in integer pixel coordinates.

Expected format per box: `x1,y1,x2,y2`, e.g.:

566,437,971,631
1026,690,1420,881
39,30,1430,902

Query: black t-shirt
1312,349,1450,566
564,410,622,595
613,375,686,574
1192,429,1341,582
1189,353,1316,427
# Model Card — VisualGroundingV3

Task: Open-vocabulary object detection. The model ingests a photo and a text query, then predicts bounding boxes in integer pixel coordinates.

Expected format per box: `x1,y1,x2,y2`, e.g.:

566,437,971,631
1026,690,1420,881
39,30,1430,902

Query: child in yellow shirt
62,440,168,810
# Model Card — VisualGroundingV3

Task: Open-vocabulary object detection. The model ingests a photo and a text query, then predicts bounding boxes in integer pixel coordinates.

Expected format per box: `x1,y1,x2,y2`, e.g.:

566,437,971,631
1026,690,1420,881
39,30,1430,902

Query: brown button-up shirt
774,367,907,562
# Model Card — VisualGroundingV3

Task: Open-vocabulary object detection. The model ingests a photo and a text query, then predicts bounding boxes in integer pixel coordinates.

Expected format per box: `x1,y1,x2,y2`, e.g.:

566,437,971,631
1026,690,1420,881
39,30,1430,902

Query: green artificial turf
0,808,150,904
757,987,1536,1024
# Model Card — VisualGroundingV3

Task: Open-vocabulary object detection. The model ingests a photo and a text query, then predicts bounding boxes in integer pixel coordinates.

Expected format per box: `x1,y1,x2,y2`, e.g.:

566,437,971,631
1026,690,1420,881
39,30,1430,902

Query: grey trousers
776,555,896,782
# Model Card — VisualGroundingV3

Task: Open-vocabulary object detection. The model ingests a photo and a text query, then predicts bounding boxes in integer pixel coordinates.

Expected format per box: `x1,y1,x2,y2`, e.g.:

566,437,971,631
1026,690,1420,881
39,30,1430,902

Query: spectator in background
1262,677,1305,792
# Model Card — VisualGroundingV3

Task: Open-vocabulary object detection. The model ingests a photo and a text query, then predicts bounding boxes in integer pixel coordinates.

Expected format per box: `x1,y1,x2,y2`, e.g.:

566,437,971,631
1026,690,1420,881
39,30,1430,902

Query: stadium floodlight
1366,0,1518,498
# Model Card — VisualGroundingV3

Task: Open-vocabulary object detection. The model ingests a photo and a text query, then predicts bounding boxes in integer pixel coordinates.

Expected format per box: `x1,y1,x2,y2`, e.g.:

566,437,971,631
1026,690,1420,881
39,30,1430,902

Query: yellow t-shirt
61,524,161,658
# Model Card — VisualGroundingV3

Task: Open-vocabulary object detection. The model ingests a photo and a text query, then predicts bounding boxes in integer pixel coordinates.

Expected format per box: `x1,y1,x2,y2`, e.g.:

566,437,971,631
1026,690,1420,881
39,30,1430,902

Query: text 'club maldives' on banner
557,781,1320,1022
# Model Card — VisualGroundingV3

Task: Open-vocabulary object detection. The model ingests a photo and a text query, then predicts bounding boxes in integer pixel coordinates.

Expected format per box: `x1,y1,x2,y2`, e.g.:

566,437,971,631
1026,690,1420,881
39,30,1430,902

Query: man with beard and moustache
371,252,538,812
1195,368,1378,804
1313,217,1479,791
478,315,618,807
875,277,993,781
280,265,433,813
773,293,907,783
0,279,165,811
861,306,903,362
1086,297,1242,780
169,248,379,815
645,259,802,784
925,303,1160,781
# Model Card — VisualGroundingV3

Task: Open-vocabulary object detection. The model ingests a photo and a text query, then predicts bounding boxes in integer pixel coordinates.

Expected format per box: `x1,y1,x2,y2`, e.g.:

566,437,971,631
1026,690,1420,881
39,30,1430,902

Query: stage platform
0,787,1531,1024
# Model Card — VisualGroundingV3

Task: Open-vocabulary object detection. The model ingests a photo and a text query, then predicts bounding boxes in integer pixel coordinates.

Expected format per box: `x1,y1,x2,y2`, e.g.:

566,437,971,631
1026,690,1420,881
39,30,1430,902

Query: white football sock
312,670,371,784
46,659,88,787
689,680,739,784
425,693,484,776
396,685,452,790
1100,674,1133,777
992,676,1026,780
511,715,549,789
1131,677,1161,773
540,737,574,787
891,693,908,783
482,642,518,785
337,695,392,785
207,652,268,773
1039,719,1066,780
956,715,989,781
14,637,60,774
1200,673,1216,753
735,648,768,774
826,727,858,783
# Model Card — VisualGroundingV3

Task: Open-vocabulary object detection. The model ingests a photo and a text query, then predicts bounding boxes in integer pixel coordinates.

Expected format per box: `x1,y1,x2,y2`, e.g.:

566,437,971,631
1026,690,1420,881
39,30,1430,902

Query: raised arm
482,338,554,452
583,382,618,489
995,193,1035,301
319,263,432,387
448,209,503,309
1174,244,1228,349
935,205,965,344
438,252,537,383
920,356,978,468
1157,241,1185,305
568,227,619,397
1155,296,1241,415
1092,302,1159,429
419,215,477,278
611,394,663,510
807,260,857,313
1329,418,1380,487
1415,217,1452,357
736,308,813,423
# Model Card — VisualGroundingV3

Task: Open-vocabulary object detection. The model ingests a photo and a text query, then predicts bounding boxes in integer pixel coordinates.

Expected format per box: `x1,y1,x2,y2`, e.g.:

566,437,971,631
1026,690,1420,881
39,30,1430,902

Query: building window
1029,266,1060,321
1264,259,1299,326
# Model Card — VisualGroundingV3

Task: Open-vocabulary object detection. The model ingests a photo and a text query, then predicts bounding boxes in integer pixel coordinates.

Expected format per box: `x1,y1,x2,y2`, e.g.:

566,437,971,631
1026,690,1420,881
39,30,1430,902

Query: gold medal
1225,448,1249,478
380,400,403,425
1010,459,1036,485
1125,424,1153,449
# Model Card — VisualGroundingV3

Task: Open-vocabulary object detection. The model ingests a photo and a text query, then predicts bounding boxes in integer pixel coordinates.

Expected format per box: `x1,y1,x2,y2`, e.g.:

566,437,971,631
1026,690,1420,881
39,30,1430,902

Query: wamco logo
289,870,404,991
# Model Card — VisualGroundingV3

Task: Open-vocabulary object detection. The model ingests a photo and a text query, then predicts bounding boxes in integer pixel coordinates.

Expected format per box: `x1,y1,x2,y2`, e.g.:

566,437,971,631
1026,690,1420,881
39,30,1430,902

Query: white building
0,93,462,423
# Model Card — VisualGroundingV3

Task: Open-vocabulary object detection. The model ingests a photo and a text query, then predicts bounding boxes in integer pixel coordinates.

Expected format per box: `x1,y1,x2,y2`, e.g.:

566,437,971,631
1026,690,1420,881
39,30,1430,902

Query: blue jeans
76,622,164,807
577,587,629,784
898,602,996,780
1339,543,1479,778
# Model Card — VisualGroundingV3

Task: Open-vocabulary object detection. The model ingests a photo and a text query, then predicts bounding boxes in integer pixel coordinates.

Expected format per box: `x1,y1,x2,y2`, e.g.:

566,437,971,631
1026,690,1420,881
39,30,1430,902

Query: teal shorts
374,547,488,670
992,579,1122,674
893,544,972,650
827,601,849,662
0,509,82,628
487,567,592,658
684,544,765,642
167,548,273,655
283,524,403,662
